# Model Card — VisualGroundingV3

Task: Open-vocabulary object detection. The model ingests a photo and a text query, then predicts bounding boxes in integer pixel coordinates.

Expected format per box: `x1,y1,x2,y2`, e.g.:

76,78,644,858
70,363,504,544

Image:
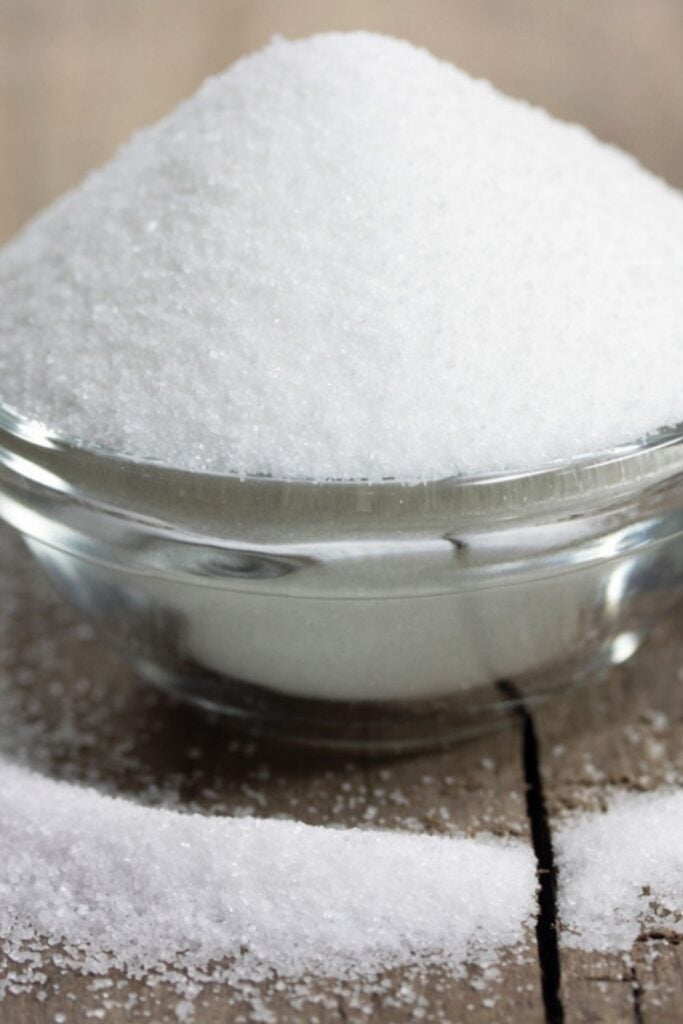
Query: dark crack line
630,965,644,1024
497,680,564,1024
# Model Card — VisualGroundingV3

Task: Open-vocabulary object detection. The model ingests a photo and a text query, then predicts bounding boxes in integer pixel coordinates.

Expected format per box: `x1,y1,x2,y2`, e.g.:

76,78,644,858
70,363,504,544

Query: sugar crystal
1,32,682,480
557,789,683,951
0,759,536,980
0,527,537,1014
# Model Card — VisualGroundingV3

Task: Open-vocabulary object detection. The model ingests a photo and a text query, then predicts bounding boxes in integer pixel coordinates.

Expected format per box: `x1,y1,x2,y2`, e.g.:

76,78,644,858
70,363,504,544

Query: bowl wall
2,406,683,749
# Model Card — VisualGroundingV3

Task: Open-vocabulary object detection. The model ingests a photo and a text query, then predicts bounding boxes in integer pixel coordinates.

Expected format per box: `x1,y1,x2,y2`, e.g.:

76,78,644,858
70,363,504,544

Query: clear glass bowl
1,403,683,751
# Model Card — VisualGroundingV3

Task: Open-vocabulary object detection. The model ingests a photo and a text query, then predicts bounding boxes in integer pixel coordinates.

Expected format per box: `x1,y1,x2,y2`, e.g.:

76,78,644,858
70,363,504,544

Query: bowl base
132,628,647,754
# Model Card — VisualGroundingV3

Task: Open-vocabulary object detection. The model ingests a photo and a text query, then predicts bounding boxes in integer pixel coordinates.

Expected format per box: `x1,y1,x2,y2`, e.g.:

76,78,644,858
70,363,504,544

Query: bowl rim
4,398,683,568
3,398,683,543
2,399,683,491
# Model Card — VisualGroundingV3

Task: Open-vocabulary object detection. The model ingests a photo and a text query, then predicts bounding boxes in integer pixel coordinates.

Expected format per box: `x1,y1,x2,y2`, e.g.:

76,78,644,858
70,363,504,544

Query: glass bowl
1,403,683,751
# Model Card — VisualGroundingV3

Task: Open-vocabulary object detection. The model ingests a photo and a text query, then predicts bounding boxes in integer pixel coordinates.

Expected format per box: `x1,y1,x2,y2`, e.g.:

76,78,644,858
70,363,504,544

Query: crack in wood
497,680,565,1024
630,965,644,1024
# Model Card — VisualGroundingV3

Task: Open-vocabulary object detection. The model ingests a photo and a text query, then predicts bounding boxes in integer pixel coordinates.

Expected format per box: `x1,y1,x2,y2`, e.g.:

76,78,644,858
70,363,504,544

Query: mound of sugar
1,32,682,480
0,758,536,979
556,789,683,951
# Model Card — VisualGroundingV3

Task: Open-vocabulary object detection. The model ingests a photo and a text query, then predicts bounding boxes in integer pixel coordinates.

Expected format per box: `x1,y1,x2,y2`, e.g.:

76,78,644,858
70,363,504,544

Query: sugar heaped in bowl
1,32,683,748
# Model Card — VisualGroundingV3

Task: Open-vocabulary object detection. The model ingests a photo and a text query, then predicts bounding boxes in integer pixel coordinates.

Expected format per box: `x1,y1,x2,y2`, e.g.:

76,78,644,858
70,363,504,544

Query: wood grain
1,2,682,1022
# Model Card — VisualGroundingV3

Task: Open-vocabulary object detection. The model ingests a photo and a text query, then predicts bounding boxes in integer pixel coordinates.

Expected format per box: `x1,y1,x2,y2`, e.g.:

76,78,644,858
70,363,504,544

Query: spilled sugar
0,527,536,1018
0,761,536,983
4,525,683,1017
556,789,683,952
1,32,683,480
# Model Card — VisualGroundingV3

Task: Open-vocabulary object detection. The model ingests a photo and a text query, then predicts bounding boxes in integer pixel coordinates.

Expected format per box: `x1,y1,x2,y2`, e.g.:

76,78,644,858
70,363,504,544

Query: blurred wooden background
1,0,682,246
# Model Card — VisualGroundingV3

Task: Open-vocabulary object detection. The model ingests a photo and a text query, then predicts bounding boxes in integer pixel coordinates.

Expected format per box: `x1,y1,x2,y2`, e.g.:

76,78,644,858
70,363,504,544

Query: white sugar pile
1,32,683,481
556,789,683,951
0,758,536,986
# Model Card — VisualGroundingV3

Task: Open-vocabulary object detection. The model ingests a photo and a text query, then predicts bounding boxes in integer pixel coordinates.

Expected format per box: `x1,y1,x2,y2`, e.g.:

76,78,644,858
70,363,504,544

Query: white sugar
1,32,683,480
0,528,537,1017
556,789,683,952
0,759,536,980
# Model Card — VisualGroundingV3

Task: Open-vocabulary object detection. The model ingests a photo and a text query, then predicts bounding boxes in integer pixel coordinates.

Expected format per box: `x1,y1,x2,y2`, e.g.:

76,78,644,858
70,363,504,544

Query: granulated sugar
1,32,683,480
556,789,683,951
0,760,536,984
0,527,537,1018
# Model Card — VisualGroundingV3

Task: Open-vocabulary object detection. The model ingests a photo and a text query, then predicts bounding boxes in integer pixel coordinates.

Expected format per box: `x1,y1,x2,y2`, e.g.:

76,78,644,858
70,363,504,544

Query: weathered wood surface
1,2,683,1022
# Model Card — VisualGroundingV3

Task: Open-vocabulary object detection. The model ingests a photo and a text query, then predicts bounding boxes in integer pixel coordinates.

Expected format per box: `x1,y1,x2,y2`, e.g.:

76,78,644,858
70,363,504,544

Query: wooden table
1,3,682,1021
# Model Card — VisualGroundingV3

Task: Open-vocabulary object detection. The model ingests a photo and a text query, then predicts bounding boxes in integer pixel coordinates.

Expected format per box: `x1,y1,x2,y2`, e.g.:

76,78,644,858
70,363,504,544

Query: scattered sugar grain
2,33,683,480
0,757,536,988
0,530,534,1018
557,788,683,951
